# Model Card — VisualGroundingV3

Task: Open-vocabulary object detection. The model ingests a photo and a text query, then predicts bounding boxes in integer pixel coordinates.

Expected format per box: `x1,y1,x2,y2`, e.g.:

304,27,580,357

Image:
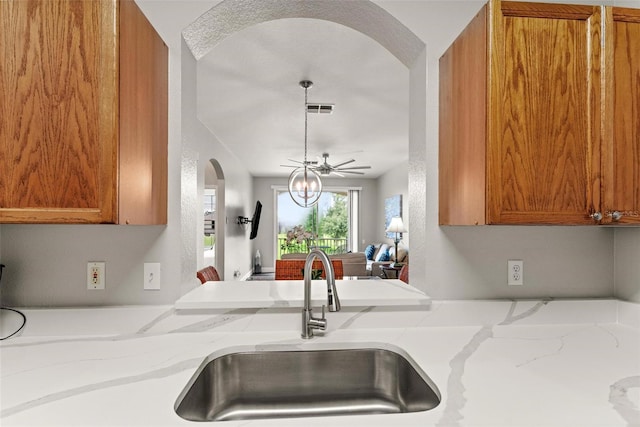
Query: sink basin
175,343,440,422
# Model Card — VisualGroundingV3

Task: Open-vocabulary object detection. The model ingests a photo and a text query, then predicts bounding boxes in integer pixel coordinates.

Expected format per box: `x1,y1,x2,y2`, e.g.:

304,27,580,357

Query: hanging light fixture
288,80,322,207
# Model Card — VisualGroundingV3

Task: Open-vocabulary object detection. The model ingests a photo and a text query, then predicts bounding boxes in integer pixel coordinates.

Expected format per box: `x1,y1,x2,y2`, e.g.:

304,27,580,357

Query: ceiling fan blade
331,159,355,168
336,165,371,170
280,164,300,168
338,170,365,175
287,159,319,166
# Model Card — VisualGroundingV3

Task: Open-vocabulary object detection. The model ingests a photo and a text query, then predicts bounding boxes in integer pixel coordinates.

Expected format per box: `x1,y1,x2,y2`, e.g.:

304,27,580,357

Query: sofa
363,243,409,277
281,252,368,277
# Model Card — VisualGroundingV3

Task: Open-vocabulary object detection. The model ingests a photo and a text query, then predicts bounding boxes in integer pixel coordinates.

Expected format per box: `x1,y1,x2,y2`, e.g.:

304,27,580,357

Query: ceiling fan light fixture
287,80,322,207
288,166,323,207
313,152,371,176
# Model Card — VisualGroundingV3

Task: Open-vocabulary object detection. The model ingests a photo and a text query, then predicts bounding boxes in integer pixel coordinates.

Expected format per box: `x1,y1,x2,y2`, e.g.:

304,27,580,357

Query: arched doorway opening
203,159,225,278
181,0,427,286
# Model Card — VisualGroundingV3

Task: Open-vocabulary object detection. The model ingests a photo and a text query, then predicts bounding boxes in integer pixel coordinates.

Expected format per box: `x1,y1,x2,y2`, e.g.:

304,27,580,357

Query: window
203,189,216,264
275,187,360,259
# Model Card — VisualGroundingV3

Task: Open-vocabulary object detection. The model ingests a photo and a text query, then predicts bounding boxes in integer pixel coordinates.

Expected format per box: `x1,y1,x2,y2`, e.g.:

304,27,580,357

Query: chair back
275,259,343,280
398,264,409,283
197,266,221,284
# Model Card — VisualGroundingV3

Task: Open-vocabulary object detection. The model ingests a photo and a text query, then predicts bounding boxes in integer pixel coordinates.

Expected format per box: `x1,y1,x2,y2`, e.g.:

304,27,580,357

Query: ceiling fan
311,152,371,177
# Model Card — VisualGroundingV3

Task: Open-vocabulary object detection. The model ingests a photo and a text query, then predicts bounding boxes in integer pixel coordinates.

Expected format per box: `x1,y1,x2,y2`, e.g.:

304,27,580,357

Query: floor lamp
386,217,407,267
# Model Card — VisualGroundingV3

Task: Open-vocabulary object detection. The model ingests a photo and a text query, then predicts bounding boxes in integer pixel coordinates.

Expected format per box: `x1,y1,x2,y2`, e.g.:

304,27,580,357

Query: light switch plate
144,263,161,290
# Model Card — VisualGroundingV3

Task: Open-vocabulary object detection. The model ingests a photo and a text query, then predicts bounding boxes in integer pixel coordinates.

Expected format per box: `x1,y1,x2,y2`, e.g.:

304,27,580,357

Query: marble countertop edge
1,298,637,340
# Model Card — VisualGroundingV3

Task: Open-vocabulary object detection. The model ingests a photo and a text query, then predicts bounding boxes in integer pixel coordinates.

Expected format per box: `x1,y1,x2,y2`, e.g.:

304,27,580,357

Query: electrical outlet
144,263,161,290
508,260,523,286
87,262,105,290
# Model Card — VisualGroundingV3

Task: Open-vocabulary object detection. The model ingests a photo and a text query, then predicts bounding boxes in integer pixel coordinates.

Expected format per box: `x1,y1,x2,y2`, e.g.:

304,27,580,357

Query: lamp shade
386,217,407,233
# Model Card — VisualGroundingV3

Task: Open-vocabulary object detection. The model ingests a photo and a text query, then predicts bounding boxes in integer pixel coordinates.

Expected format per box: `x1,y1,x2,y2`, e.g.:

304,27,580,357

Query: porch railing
278,237,348,258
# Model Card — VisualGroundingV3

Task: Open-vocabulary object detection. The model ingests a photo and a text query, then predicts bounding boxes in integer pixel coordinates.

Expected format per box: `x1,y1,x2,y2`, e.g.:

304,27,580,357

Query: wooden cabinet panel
0,0,167,224
440,0,639,226
118,0,168,225
488,2,601,224
439,5,487,226
0,0,117,223
603,7,640,224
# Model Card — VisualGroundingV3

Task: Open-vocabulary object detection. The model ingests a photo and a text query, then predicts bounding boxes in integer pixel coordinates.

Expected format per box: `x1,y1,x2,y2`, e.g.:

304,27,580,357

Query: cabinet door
602,7,640,225
0,0,118,223
487,1,602,224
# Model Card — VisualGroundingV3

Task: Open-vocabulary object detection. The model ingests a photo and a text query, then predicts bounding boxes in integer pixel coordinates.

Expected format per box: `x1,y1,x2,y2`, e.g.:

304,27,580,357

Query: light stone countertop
174,279,431,309
1,298,639,426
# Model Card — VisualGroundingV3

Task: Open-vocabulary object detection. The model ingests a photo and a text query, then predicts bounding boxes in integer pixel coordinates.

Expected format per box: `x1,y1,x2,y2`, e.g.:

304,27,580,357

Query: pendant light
288,80,322,207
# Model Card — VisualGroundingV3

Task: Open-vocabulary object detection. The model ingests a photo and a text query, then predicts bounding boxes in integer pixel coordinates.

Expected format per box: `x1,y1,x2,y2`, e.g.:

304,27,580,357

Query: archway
203,159,225,278
181,0,427,287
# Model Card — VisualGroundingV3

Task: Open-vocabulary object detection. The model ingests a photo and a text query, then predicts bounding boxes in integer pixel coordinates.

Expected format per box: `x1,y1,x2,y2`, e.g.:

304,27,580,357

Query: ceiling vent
306,103,334,114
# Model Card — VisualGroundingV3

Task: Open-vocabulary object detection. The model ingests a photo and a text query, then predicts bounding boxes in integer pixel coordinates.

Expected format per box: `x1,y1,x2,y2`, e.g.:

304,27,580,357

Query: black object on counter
0,264,28,340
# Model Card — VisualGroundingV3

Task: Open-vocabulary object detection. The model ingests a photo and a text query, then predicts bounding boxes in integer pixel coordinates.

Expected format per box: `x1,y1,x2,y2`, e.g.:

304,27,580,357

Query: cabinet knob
590,212,603,221
608,211,623,221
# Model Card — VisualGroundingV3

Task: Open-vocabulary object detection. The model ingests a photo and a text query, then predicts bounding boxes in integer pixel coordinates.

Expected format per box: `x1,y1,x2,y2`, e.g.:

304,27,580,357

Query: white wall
0,0,636,306
181,29,255,284
611,0,640,304
0,1,218,307
378,0,618,299
0,227,3,289
185,111,255,282
0,0,194,305
614,229,640,302
376,165,409,247
1,224,178,306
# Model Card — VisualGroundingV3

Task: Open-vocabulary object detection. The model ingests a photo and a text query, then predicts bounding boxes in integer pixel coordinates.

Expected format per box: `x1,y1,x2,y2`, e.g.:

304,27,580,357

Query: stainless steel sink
174,343,440,422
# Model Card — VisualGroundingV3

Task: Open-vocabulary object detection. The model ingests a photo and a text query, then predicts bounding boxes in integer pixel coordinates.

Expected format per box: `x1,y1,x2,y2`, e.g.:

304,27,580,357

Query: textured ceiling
195,16,410,178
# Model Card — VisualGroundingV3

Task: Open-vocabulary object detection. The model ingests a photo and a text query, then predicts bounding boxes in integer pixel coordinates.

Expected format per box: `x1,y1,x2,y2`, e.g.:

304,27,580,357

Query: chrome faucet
301,249,341,339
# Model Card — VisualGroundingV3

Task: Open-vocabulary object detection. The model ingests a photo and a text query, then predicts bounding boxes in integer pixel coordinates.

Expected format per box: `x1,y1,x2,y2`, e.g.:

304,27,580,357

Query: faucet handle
305,306,327,334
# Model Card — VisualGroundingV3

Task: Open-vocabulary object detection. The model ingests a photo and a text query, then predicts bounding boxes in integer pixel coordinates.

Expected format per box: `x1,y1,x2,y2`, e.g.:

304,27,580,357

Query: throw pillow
374,244,389,262
364,244,376,260
378,249,391,262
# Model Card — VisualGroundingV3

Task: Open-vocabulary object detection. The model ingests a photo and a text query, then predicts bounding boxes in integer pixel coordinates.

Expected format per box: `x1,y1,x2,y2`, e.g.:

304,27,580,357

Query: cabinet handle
590,212,603,221
607,211,623,221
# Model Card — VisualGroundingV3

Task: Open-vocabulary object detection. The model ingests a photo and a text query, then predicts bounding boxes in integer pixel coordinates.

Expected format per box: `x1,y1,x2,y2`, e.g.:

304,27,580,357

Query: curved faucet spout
301,249,341,339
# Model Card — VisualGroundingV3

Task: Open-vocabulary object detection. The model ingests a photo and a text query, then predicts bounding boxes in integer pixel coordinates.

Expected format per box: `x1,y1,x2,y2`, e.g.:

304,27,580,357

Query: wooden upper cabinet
440,0,639,225
488,2,602,225
602,7,640,225
0,0,167,224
